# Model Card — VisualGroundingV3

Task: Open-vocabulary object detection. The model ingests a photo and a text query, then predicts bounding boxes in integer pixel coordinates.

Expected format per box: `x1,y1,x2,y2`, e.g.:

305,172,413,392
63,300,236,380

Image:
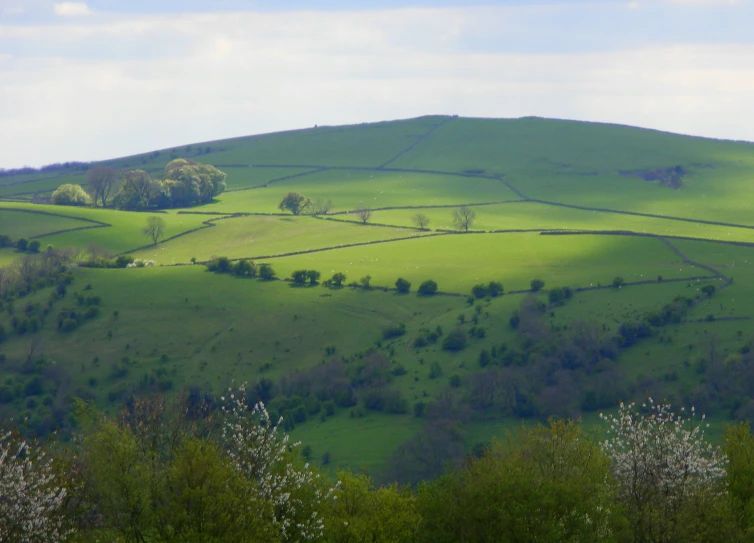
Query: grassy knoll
204,169,521,214
265,232,700,293
131,214,429,264
223,166,319,191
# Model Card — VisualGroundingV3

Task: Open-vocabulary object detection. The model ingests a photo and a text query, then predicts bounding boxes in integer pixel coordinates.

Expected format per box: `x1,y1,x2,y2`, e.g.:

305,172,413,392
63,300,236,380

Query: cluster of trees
50,159,227,210
206,257,276,280
8,391,754,543
0,235,42,253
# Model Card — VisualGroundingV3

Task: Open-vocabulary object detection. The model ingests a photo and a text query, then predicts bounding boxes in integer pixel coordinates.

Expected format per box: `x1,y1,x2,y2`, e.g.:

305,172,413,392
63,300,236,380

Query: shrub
330,272,346,286
417,279,438,296
442,328,467,351
27,240,41,253
359,275,372,289
291,270,308,285
258,264,276,280
530,279,545,291
487,281,504,297
471,284,488,299
395,277,411,293
612,276,625,288
382,323,406,340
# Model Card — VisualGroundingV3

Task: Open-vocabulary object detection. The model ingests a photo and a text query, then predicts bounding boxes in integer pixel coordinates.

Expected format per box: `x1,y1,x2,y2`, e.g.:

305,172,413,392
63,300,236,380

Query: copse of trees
112,159,226,210
51,184,91,206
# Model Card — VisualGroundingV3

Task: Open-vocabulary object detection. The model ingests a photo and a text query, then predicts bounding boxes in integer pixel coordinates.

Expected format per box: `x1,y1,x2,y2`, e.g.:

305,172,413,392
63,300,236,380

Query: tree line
6,387,754,543
51,159,227,210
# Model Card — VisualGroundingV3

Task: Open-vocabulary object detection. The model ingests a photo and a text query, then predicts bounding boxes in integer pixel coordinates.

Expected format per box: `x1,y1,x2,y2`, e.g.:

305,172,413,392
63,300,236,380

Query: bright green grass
358,202,754,243
203,169,520,214
265,233,701,294
222,166,318,190
0,248,19,267
290,410,423,475
131,215,428,264
0,266,463,398
513,165,754,228
0,203,212,254
206,116,448,167
0,208,92,239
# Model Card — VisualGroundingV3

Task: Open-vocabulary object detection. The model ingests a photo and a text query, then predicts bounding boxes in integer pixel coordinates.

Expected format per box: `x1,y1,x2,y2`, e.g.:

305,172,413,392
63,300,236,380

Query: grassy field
265,232,700,293
3,115,754,474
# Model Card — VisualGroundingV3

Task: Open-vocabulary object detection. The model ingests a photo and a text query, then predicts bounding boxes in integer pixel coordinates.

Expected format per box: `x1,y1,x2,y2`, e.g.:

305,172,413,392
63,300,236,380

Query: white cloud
1,8,753,167
53,2,92,17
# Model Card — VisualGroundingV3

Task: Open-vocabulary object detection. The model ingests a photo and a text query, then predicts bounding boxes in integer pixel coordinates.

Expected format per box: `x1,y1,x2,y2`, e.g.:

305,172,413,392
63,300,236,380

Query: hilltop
2,115,754,476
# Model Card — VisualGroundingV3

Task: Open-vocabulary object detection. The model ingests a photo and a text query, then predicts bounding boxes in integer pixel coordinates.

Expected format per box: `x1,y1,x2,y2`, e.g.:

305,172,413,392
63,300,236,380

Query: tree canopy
51,184,90,206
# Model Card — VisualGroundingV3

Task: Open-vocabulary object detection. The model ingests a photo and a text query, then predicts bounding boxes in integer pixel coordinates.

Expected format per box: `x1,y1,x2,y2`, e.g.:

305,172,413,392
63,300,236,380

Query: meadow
2,114,754,473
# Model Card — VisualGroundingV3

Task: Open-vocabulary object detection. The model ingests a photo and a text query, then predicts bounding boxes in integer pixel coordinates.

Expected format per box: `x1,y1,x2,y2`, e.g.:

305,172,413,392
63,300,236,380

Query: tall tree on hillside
452,206,476,232
142,216,167,245
278,192,311,215
86,166,119,207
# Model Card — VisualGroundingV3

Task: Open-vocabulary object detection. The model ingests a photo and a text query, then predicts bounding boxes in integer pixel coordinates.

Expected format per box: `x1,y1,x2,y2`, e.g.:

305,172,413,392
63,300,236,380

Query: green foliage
442,328,467,351
258,263,276,280
162,158,227,207
417,279,438,296
612,276,625,288
395,277,411,293
530,278,545,291
382,322,406,340
330,272,346,286
51,183,91,206
417,420,624,543
142,216,167,245
278,192,311,215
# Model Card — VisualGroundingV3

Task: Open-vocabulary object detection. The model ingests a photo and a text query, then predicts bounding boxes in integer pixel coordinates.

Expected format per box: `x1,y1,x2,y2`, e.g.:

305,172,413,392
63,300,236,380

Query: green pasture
265,232,701,294
0,203,212,254
203,169,520,214
205,116,448,167
512,165,754,228
392,116,754,176
222,166,318,191
0,173,84,200
131,214,428,264
0,208,93,239
0,266,463,399
355,202,754,243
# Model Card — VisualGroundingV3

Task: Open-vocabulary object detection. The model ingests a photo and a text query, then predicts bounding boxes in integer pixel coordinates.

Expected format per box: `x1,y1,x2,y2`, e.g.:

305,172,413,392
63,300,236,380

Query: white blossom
221,385,337,542
0,431,70,542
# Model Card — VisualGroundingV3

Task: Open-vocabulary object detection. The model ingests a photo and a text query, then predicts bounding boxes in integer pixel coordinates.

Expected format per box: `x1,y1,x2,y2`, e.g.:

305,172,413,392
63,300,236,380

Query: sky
0,0,752,168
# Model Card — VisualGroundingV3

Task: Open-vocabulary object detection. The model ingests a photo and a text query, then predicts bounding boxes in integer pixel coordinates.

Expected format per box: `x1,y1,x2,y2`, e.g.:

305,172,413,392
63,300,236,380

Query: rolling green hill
2,115,754,476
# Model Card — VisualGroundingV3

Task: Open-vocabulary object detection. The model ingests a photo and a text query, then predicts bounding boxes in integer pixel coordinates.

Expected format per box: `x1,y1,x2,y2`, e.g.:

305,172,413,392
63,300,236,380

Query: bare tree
87,243,113,261
311,198,332,215
86,166,120,207
412,212,430,230
354,207,372,224
452,206,477,232
142,216,167,245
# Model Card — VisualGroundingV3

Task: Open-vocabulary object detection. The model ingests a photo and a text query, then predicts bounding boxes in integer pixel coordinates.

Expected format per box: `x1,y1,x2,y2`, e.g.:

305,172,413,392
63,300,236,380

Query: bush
471,284,488,298
417,279,438,296
51,183,90,206
27,240,41,253
330,272,346,286
292,270,308,285
359,275,372,289
487,281,504,297
258,263,276,280
382,323,406,340
395,277,411,293
530,279,545,291
16,238,28,251
612,276,625,288
442,328,467,351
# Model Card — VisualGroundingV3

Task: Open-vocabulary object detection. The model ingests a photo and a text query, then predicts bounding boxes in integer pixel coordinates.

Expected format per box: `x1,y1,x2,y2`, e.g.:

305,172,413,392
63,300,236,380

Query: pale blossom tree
221,385,338,542
601,399,727,543
0,431,70,542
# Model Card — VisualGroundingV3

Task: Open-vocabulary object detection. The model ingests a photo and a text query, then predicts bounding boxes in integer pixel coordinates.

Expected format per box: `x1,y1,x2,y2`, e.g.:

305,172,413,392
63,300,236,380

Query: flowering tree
601,399,727,542
221,384,338,542
0,431,70,542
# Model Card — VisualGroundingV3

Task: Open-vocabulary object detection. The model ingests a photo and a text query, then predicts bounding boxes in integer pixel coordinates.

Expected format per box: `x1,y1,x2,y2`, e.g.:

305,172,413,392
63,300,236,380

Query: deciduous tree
142,216,167,245
412,212,430,230
452,206,476,232
278,192,311,215
86,166,119,207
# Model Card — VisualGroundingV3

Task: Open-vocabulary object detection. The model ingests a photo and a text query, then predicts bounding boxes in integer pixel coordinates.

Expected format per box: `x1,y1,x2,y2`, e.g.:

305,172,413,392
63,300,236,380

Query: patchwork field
2,114,754,473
